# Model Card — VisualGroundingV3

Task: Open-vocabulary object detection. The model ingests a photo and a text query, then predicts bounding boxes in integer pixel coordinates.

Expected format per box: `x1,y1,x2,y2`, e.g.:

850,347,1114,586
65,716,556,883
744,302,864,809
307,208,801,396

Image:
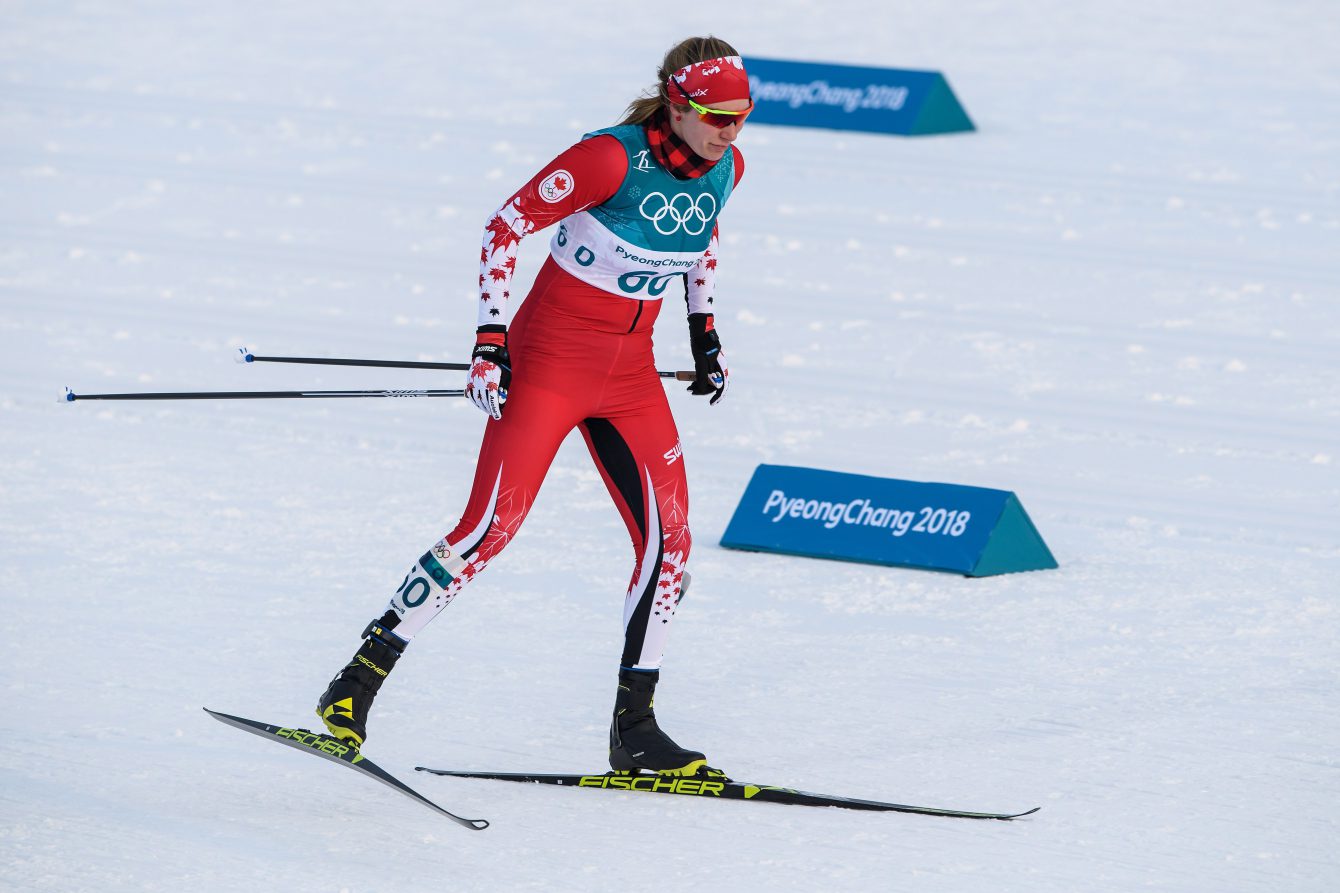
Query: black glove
467,325,511,419
686,312,729,405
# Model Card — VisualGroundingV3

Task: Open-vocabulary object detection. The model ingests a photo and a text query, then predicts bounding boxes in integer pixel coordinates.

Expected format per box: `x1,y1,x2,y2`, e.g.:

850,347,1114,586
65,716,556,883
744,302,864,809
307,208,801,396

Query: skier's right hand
467,326,511,420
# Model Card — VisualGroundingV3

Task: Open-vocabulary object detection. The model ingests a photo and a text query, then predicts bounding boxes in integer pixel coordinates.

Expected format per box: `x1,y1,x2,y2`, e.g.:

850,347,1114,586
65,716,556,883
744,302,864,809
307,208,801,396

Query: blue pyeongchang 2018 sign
742,56,974,136
720,465,1056,577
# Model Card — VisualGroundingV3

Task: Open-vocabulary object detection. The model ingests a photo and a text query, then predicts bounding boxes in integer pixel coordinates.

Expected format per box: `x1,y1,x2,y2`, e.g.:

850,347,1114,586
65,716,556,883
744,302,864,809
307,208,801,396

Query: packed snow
2,2,1337,891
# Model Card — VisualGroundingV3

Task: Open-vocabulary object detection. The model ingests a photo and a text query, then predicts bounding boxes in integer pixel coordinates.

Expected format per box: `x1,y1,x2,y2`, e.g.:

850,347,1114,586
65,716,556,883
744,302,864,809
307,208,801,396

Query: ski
204,709,488,830
414,768,1039,821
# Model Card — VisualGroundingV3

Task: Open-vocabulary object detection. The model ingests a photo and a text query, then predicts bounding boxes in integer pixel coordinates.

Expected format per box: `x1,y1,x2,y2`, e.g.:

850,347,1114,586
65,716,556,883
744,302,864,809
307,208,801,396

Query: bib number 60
617,269,682,296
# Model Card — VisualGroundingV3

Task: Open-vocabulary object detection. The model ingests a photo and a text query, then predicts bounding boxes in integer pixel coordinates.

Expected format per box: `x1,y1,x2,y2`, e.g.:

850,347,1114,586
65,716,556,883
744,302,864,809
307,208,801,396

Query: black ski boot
609,668,712,776
316,616,406,749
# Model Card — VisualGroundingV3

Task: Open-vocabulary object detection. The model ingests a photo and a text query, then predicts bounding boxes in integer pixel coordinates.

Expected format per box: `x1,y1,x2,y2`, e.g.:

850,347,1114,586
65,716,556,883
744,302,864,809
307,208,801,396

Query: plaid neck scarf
645,110,717,180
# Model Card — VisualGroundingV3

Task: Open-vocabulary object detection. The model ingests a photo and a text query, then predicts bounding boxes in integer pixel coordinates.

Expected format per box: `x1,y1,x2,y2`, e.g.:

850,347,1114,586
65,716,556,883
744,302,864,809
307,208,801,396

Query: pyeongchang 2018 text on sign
720,465,1056,577
742,56,974,136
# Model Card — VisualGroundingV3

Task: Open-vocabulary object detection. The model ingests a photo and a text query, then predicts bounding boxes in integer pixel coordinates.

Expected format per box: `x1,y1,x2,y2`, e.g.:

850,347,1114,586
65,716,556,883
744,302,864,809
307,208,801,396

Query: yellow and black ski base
414,767,1039,821
205,708,488,830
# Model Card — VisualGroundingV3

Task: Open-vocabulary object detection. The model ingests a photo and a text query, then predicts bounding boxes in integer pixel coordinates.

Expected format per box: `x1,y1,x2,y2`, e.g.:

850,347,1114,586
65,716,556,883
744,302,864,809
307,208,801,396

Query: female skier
316,37,751,777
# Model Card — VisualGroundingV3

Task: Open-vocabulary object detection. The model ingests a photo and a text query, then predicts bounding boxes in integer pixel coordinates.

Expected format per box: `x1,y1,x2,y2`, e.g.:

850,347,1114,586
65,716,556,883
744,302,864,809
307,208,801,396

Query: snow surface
3,2,1338,891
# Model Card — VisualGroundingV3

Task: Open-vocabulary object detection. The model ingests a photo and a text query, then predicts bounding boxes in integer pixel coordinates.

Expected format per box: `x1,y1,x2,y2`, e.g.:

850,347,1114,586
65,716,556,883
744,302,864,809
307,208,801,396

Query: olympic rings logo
638,191,717,236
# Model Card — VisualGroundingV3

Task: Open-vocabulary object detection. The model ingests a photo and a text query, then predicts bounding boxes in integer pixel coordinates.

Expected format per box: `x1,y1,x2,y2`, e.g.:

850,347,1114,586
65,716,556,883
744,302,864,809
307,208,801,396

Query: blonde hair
618,36,741,126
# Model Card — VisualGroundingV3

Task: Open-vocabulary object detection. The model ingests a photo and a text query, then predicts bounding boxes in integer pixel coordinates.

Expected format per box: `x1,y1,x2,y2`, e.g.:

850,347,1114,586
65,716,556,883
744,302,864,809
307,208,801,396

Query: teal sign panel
742,56,974,136
720,465,1056,577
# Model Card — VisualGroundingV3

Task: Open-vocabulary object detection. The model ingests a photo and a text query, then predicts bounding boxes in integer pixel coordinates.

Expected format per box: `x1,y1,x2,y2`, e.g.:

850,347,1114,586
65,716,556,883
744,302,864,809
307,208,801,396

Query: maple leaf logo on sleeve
484,199,530,257
485,214,521,256
489,266,508,283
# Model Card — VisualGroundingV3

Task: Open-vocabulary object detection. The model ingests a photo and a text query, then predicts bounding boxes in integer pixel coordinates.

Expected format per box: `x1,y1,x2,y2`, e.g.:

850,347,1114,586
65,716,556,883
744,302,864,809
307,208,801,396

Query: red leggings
383,258,690,670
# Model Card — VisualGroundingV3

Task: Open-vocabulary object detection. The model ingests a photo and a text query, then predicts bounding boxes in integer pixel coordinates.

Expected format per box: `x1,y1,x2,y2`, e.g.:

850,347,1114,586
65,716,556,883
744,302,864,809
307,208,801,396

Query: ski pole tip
62,387,76,403
236,347,254,364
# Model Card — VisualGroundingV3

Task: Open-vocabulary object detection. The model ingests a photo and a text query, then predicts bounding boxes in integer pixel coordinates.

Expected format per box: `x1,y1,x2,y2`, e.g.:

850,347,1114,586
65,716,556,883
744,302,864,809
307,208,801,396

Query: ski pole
237,348,469,372
63,387,466,402
237,348,699,381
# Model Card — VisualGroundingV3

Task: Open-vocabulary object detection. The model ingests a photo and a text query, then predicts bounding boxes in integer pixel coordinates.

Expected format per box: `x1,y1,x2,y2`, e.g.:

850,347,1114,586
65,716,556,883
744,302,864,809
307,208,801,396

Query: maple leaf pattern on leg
650,481,692,627
425,483,533,610
622,469,694,670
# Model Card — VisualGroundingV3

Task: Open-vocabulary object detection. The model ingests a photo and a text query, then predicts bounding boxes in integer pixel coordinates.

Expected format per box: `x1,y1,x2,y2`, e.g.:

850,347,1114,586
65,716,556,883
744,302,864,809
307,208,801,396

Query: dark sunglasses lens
702,108,748,128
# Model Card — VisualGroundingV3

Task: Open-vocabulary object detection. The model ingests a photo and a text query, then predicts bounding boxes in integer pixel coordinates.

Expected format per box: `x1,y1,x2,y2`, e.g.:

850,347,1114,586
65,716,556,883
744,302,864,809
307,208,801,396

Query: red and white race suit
383,133,744,670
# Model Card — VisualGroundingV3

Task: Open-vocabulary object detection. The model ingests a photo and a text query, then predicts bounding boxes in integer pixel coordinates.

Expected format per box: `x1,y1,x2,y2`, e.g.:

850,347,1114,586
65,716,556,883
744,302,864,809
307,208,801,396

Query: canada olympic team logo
639,191,716,236
539,170,574,203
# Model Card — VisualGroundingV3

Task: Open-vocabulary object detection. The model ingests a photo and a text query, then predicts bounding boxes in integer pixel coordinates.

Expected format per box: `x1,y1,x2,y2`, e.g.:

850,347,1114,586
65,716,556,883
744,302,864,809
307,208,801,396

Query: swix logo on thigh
663,440,683,465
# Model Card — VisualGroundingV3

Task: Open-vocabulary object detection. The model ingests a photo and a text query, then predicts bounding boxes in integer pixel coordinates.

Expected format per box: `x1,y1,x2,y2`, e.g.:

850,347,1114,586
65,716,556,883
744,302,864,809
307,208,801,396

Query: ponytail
618,36,741,126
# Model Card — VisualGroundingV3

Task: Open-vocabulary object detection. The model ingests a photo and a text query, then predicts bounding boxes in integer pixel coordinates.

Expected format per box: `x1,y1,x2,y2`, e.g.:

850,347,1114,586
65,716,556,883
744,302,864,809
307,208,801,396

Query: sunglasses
673,79,752,128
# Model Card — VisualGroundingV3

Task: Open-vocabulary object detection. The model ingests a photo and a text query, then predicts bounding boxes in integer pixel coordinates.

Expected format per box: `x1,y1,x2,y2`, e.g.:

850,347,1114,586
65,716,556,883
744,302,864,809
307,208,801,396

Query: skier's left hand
686,312,728,405
467,326,511,419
